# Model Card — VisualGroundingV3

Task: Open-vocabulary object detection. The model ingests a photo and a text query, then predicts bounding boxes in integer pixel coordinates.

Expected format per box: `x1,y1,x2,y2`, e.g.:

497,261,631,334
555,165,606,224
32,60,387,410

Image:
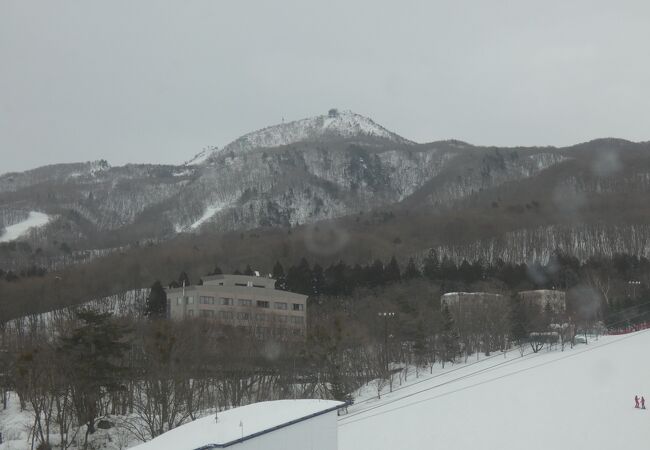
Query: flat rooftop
131,399,343,450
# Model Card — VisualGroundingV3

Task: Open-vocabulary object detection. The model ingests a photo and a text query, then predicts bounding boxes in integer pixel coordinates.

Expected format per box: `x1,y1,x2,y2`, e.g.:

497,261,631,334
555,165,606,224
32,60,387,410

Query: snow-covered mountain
206,110,411,162
2,110,650,269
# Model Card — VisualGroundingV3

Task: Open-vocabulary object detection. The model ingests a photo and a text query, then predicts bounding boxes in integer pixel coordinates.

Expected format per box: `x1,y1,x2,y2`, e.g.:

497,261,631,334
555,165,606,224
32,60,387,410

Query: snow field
339,331,650,450
3,332,648,450
0,211,50,243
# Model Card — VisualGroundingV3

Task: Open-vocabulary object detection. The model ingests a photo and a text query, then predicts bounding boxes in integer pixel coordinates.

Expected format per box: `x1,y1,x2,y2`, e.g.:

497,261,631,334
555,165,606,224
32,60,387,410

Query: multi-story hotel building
166,274,308,339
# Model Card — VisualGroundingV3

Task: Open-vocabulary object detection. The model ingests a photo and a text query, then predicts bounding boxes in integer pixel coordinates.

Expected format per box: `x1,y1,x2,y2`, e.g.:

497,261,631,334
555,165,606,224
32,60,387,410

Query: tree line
263,251,650,319
2,250,650,448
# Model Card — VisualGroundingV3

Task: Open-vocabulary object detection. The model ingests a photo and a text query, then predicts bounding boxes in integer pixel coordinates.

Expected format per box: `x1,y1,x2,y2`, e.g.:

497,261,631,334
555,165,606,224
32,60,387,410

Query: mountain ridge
2,110,650,272
204,109,412,163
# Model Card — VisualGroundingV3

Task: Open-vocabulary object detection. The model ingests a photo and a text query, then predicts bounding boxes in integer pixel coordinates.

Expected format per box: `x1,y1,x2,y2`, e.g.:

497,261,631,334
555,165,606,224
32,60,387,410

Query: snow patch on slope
183,147,216,166
0,211,51,242
175,200,231,232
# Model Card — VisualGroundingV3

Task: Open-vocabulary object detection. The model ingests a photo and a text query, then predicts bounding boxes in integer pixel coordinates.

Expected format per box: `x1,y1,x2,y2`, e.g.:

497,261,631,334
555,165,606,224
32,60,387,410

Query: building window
177,297,183,305
238,299,253,307
237,312,250,320
187,310,194,317
274,302,288,310
290,316,304,324
200,310,214,318
200,296,215,305
220,297,234,306
292,328,303,336
292,303,304,311
276,315,288,323
257,300,270,308
256,314,266,322
219,311,234,320
187,296,194,305
235,283,247,287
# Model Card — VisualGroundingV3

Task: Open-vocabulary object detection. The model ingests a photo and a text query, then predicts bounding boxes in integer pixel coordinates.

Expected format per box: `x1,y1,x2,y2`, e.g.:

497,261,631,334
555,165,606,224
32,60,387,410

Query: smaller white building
518,289,566,314
441,292,506,309
130,399,344,450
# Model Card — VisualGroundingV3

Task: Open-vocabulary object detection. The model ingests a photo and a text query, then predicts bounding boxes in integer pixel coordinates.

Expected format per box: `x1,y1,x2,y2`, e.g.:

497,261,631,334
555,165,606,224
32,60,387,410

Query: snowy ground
2,332,648,449
0,393,134,450
0,211,50,243
0,393,32,449
339,331,650,450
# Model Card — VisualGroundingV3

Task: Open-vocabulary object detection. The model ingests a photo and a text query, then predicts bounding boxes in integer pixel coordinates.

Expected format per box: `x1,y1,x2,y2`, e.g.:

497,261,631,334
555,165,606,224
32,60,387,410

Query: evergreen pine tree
324,261,350,296
145,281,167,319
413,320,428,367
510,295,529,346
272,261,287,290
385,256,401,284
422,249,440,280
403,257,421,280
58,310,129,437
458,260,474,285
440,305,459,364
286,258,312,295
366,259,385,287
178,271,190,287
311,264,325,296
272,261,285,279
440,256,458,281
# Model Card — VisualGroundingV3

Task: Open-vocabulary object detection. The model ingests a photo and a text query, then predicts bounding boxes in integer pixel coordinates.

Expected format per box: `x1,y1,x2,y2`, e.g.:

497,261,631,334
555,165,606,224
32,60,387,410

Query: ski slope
0,211,50,242
339,331,650,450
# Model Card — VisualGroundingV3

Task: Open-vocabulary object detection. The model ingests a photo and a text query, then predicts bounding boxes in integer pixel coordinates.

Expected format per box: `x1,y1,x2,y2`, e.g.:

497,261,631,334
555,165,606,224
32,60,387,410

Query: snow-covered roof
441,292,504,298
518,289,564,294
130,399,343,450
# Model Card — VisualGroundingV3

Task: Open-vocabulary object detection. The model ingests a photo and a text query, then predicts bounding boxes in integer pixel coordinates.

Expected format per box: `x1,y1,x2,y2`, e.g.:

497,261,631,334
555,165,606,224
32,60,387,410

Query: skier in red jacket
635,395,640,408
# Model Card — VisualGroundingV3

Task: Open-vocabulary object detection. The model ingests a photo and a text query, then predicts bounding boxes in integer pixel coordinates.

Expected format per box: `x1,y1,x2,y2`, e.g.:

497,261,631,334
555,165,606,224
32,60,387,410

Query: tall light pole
378,312,395,373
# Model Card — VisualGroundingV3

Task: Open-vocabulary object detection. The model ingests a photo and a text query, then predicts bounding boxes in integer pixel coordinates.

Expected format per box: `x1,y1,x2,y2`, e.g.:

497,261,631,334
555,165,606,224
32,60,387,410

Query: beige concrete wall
166,281,307,338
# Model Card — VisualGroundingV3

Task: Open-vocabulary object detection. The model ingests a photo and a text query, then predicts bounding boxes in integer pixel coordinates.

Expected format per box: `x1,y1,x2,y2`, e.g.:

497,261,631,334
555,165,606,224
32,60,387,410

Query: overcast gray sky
1,0,649,174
